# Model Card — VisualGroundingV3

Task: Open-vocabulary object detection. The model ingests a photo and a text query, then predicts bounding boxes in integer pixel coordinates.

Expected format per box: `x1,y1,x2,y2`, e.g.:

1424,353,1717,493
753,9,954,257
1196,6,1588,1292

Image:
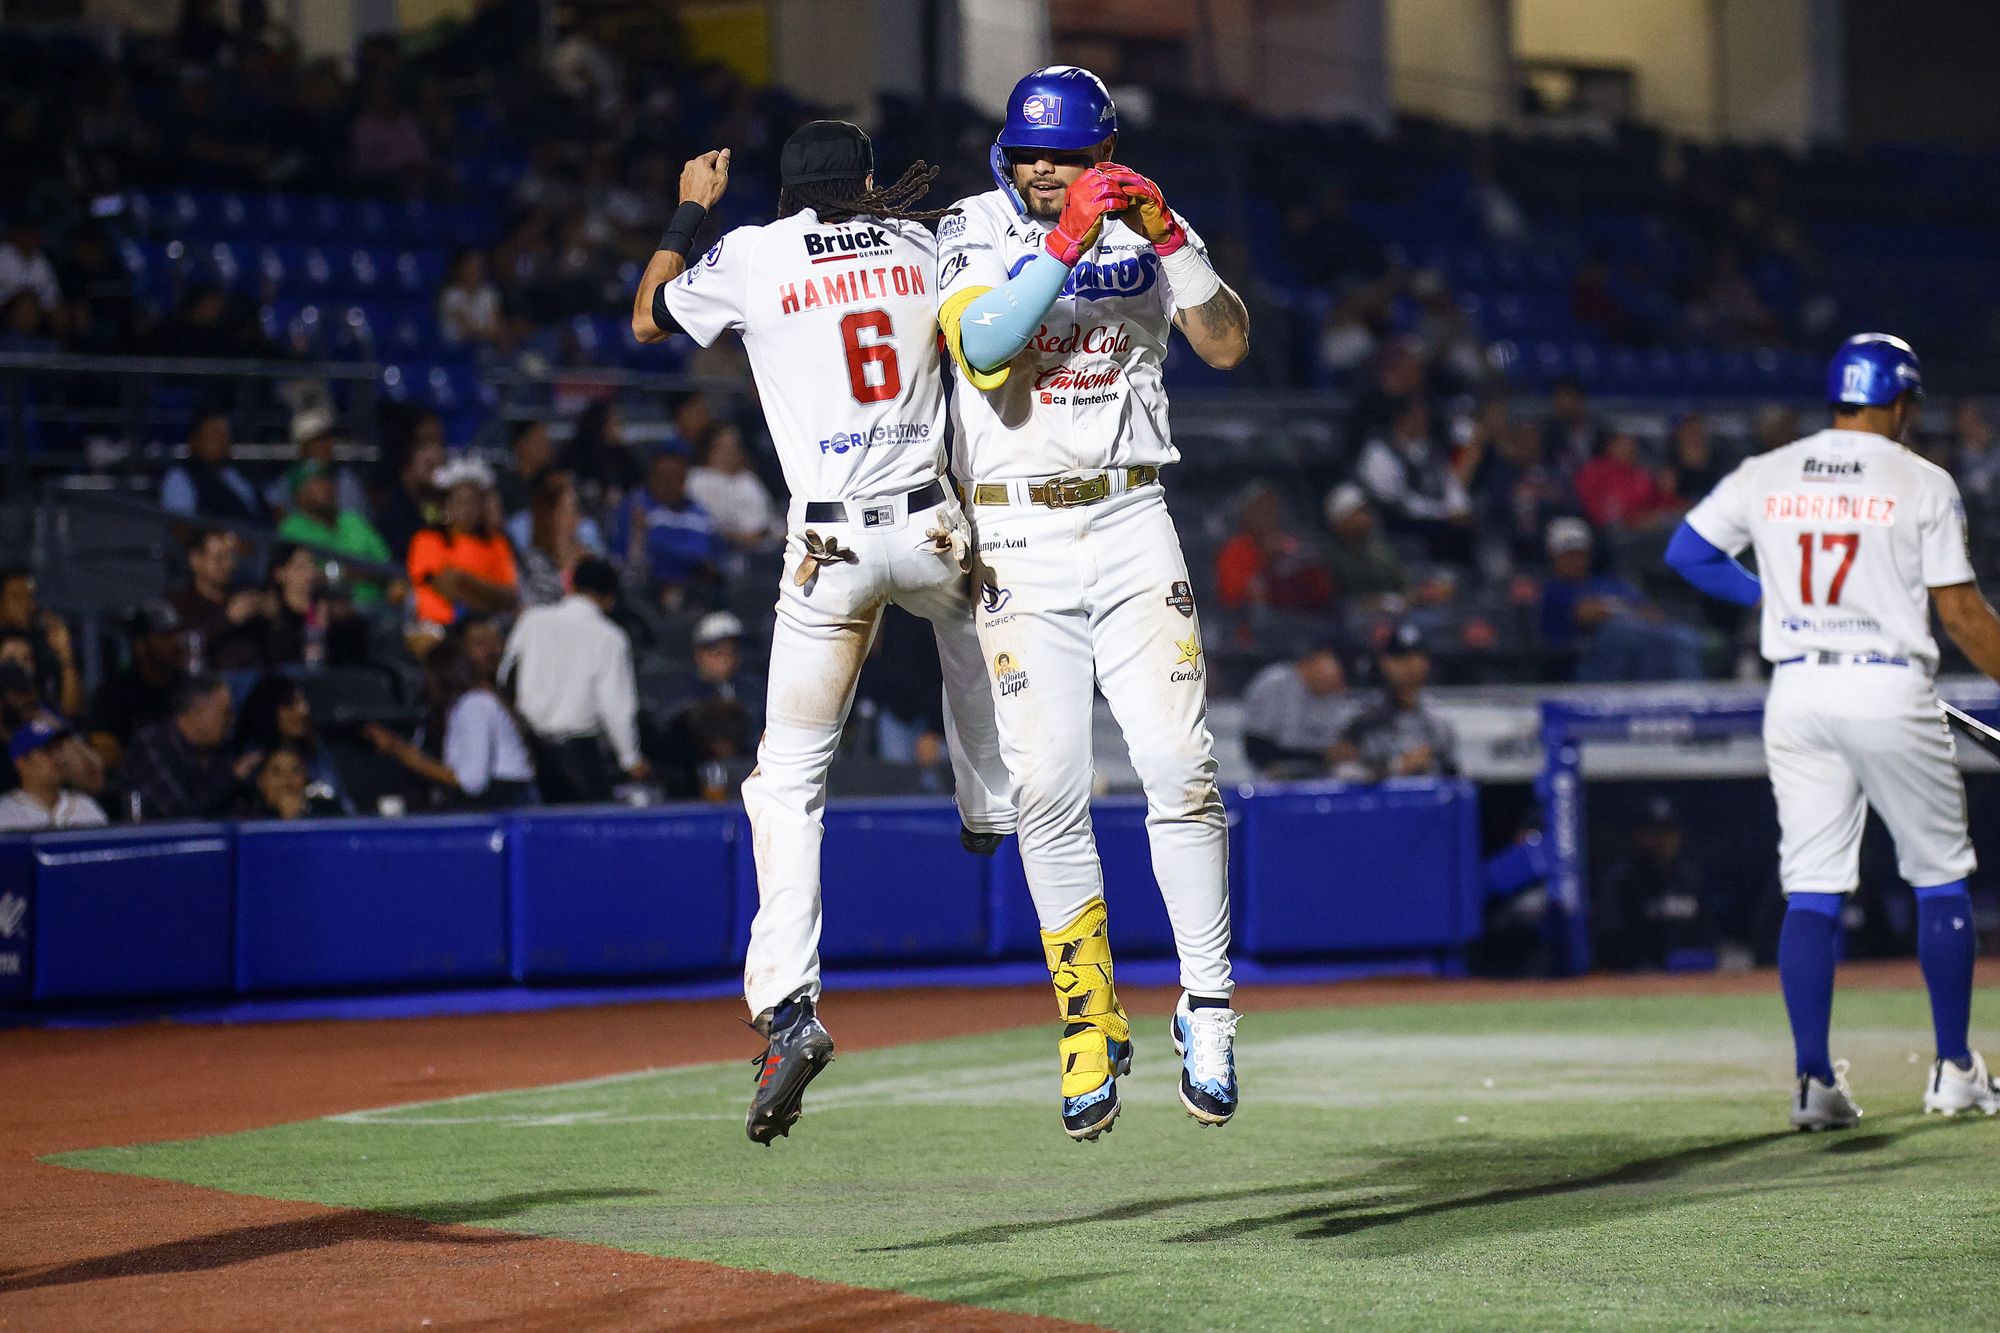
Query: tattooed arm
1173,281,1251,370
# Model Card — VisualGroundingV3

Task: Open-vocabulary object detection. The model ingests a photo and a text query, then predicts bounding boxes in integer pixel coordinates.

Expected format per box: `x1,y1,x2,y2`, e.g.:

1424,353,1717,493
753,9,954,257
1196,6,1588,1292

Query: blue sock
1915,881,1975,1068
1779,893,1842,1084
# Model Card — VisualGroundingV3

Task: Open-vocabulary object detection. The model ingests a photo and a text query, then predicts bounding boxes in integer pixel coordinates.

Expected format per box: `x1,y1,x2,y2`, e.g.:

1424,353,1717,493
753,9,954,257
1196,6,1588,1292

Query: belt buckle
861,504,893,528
1048,473,1107,508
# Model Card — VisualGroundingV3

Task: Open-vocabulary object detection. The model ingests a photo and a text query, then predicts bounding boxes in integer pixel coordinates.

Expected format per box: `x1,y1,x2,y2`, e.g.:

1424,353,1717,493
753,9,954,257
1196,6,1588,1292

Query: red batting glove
1098,163,1186,256
1044,167,1127,266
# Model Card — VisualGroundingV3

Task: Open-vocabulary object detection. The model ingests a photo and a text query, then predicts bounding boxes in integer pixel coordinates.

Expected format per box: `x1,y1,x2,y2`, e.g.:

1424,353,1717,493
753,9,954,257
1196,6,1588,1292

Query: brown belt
971,466,1159,510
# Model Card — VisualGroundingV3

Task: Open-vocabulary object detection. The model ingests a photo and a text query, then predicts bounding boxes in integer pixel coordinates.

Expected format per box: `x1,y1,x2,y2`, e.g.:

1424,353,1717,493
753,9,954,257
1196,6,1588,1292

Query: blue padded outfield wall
0,780,1481,1014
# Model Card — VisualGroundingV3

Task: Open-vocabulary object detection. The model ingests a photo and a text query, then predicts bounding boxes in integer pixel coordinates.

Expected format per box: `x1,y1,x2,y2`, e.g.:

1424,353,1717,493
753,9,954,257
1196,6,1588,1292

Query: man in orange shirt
407,459,520,626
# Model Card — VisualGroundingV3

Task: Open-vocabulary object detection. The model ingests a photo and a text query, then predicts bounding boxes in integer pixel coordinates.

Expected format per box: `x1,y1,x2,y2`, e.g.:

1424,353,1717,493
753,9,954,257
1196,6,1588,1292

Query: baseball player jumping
633,124,1015,1145
1669,332,2000,1129
937,67,1251,1141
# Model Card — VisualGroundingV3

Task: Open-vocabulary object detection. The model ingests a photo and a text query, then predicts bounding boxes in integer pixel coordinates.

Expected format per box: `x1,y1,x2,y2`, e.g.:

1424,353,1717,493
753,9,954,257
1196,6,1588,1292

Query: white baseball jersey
660,209,947,501
1685,428,1977,671
939,189,1208,479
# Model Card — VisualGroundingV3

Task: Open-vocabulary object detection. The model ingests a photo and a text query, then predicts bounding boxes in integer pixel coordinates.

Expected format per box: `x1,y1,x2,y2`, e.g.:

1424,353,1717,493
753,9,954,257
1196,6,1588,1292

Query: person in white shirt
1670,332,2000,1129
0,717,109,832
499,556,646,804
0,218,61,316
937,66,1250,1140
631,123,1015,1145
687,420,783,551
438,249,507,350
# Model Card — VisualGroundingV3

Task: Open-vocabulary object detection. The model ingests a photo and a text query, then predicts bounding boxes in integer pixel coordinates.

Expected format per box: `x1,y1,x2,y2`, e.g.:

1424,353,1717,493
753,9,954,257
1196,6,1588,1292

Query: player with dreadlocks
632,122,1015,1146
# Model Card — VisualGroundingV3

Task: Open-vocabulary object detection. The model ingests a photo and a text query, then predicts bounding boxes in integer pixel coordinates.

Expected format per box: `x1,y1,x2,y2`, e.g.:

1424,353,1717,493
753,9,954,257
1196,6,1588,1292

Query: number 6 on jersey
840,309,900,404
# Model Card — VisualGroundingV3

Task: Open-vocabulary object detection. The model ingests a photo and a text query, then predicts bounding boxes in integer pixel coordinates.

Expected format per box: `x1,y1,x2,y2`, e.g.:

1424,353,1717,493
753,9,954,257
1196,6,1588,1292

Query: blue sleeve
160,469,196,516
1665,520,1761,608
959,255,1073,372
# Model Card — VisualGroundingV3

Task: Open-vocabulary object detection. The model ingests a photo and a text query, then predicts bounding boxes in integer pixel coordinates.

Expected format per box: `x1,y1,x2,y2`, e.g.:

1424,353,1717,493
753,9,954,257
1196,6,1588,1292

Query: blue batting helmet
989,66,1118,214
1826,332,1922,407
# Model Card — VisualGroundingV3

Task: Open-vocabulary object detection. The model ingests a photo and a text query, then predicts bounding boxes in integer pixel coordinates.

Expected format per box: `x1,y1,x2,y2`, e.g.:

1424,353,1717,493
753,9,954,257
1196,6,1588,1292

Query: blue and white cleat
1171,993,1239,1127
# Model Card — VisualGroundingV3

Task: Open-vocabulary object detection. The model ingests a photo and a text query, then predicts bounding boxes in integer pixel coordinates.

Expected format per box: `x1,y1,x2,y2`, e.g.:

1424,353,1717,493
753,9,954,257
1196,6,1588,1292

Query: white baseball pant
741,486,1013,1019
970,480,1233,997
1764,659,1976,894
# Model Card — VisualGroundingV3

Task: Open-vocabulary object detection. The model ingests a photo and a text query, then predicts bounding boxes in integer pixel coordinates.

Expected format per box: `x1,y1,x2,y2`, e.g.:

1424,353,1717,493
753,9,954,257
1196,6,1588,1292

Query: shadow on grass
0,1187,656,1293
1180,1121,1947,1247
878,1121,1945,1256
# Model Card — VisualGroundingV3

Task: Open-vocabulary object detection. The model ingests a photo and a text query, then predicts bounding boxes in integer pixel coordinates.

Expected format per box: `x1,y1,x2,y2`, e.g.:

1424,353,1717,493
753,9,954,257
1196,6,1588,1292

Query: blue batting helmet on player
1826,332,1922,407
990,66,1118,215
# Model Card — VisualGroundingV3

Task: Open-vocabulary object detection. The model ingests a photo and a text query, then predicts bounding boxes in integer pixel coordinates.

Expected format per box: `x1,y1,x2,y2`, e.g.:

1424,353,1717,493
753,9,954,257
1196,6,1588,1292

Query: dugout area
5,968,1995,1330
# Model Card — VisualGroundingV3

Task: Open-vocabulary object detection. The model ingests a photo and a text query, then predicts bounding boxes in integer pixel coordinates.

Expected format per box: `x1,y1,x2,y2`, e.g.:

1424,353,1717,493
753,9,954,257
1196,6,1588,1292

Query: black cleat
746,995,835,1145
961,825,1006,856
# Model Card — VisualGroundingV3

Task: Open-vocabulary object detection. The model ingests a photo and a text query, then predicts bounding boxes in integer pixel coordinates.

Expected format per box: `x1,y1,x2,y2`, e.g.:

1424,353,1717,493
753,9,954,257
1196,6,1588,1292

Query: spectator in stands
1341,623,1458,780
0,718,108,832
258,543,347,668
241,744,342,820
234,673,347,813
1661,413,1728,507
1953,401,2000,508
0,214,60,317
655,697,751,802
54,223,137,353
1315,287,1384,382
123,673,258,820
1754,403,1800,455
1241,641,1358,780
349,73,432,191
495,419,555,517
1357,396,1472,557
170,529,270,672
565,399,642,497
374,411,448,561
270,407,370,520
1475,419,1569,570
161,410,266,524
505,463,605,564
1541,378,1601,478
408,459,519,626
87,601,188,758
276,463,394,603
0,290,56,353
667,611,761,745
688,422,783,552
511,467,583,607
438,248,510,352
0,567,83,719
500,556,646,802
1216,481,1334,613
1572,431,1676,532
614,446,722,610
1539,518,1705,682
1321,484,1409,610
151,284,275,360
367,618,535,809
852,608,947,770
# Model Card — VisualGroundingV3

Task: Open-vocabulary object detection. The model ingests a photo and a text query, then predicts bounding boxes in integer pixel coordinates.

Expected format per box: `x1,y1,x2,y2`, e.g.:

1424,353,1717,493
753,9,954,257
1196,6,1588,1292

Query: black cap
1381,621,1428,656
126,598,185,637
779,120,873,187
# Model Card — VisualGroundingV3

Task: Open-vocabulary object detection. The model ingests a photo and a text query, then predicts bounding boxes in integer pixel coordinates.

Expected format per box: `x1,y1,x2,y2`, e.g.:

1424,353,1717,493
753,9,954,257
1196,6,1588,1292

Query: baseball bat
1943,700,2000,761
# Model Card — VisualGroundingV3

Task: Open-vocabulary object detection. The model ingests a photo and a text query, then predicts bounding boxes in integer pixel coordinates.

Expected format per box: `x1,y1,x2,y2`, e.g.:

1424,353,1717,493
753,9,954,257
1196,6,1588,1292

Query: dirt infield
0,964,1923,1331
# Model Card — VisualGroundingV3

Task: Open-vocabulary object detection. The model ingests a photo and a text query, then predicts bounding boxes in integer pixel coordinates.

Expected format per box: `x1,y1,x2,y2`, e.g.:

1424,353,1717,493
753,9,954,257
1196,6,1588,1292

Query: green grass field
54,988,2000,1330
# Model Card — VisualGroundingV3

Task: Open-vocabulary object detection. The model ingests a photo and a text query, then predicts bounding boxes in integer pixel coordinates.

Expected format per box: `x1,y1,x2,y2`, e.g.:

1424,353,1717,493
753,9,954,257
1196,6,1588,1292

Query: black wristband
658,201,708,257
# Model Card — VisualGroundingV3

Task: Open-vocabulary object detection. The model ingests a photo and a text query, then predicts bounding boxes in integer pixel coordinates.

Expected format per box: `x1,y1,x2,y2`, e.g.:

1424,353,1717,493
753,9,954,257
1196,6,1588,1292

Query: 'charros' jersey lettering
939,188,1210,479
1684,428,1978,670
658,209,948,503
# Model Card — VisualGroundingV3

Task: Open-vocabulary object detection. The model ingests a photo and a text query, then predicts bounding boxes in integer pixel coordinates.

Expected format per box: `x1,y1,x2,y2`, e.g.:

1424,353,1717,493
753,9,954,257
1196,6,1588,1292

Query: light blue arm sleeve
959,256,1073,373
1665,520,1761,607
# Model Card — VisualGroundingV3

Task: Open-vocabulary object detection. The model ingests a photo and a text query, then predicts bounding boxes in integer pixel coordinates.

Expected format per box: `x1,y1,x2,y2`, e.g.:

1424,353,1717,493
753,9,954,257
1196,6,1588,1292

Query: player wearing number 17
631,124,1015,1145
1667,332,2000,1129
